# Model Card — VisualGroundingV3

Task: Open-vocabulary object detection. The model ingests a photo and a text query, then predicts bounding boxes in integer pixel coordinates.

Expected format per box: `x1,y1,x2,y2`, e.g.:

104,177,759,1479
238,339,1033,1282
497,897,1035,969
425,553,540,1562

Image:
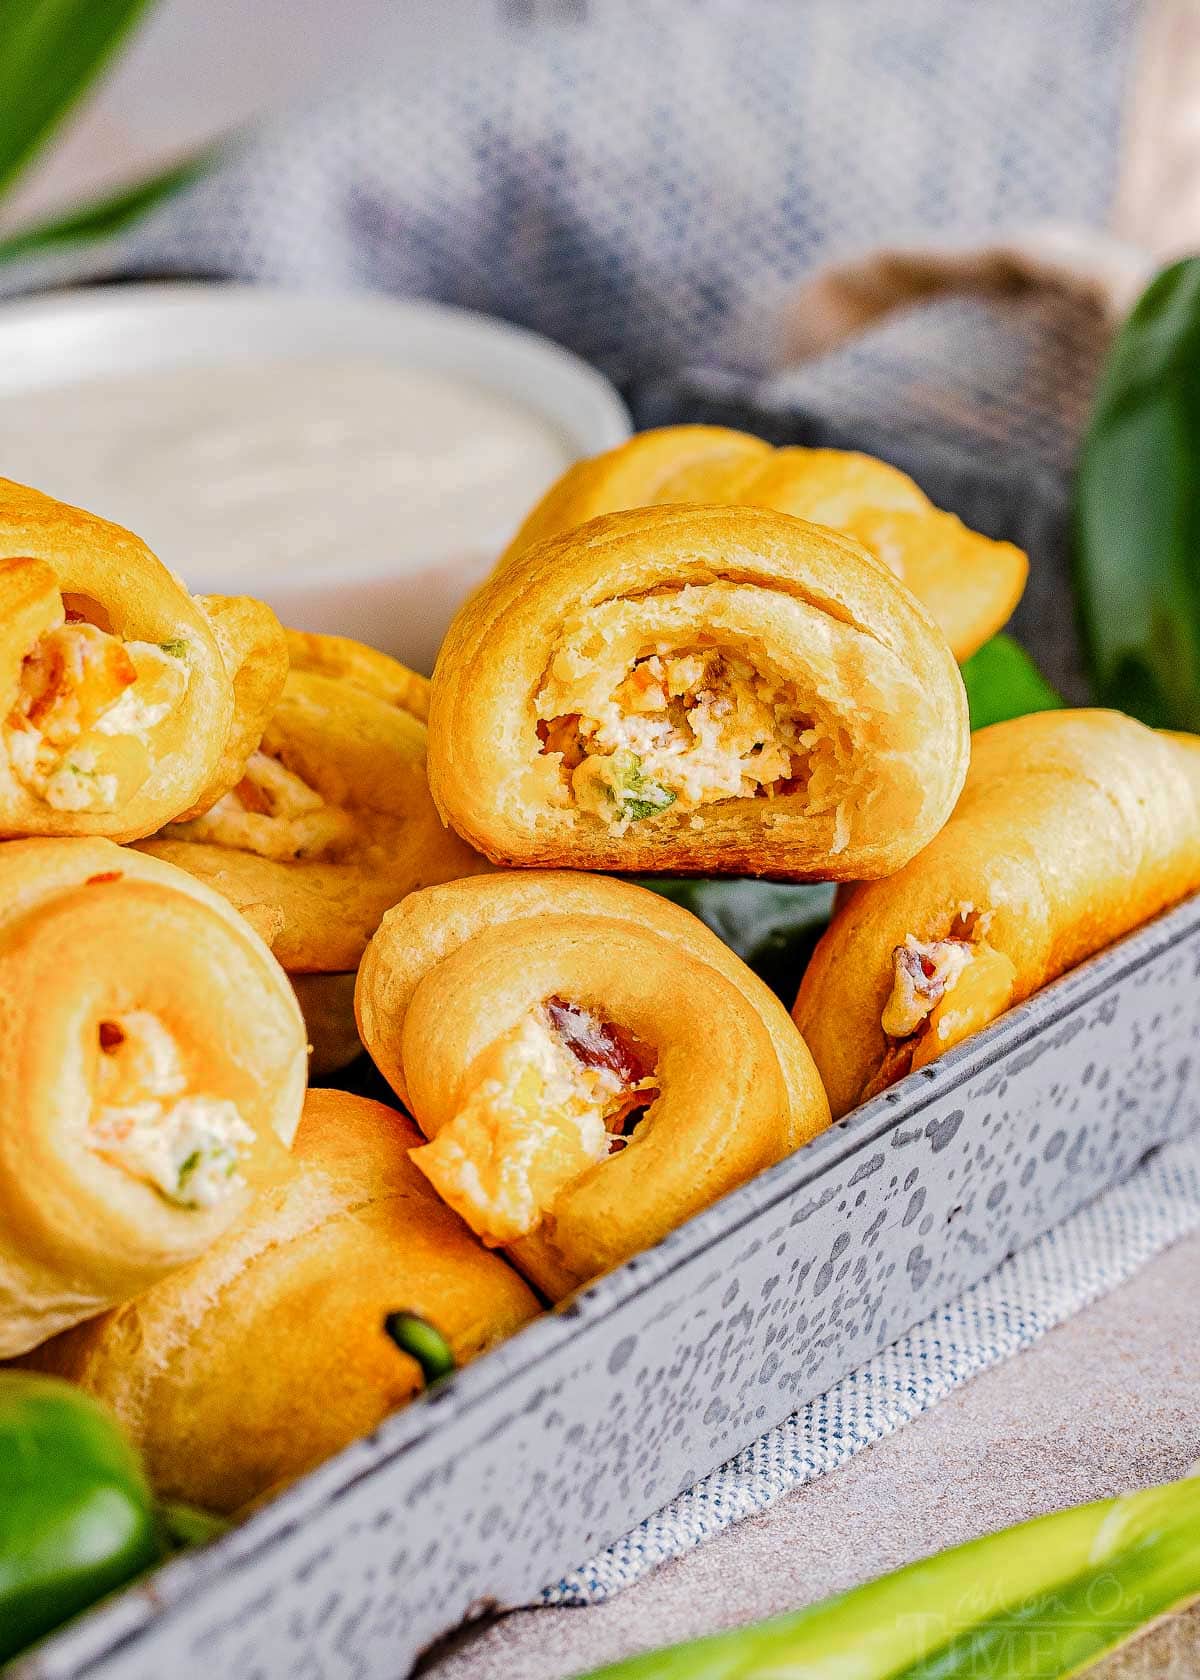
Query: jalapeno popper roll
281,627,431,720
356,872,830,1299
430,504,968,879
0,839,307,1357
794,711,1200,1118
138,631,486,1073
500,425,1027,662
25,1091,539,1514
0,479,287,842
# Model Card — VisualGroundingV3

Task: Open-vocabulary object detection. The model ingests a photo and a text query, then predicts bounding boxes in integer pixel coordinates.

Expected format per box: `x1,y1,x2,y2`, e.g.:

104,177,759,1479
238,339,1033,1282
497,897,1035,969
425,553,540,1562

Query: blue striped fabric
112,0,1137,382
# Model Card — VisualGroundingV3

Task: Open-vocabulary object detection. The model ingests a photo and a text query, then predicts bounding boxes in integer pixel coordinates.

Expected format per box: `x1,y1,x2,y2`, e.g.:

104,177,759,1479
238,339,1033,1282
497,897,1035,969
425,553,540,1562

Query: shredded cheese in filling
409,999,657,1245
863,915,1017,1103
163,749,354,860
537,648,822,832
881,934,974,1040
89,1011,253,1208
5,617,188,812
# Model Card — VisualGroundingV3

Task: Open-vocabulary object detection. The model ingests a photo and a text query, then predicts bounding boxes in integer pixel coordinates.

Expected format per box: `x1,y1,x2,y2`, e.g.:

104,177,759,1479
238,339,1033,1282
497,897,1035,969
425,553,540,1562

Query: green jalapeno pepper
636,878,836,1002
0,1371,161,1664
573,1474,1200,1679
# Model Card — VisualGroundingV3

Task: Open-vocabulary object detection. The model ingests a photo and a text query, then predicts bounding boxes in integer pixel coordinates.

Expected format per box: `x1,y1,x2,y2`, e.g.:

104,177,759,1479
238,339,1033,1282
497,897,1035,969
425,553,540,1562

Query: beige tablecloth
422,1230,1200,1679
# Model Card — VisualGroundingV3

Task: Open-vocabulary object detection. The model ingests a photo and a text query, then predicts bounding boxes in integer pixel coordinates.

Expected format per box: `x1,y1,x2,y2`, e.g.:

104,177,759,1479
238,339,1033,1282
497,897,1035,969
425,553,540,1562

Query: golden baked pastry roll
137,631,487,1068
430,503,968,880
0,839,307,1357
500,425,1027,661
794,711,1200,1119
180,593,291,821
25,1090,540,1514
284,626,431,720
356,871,830,1299
0,479,287,842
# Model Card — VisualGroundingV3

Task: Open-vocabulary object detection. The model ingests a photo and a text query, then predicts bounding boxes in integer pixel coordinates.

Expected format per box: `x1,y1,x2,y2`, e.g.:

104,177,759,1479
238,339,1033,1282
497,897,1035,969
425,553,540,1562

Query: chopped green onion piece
608,751,676,822
622,794,676,821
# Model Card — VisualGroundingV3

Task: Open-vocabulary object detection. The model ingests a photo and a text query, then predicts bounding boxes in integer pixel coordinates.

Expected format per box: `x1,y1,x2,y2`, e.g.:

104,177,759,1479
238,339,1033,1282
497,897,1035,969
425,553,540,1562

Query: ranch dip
0,357,569,582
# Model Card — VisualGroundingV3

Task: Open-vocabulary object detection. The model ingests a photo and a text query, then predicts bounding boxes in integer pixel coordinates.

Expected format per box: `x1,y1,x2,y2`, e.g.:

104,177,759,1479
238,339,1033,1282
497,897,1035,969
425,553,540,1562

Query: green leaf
0,147,215,266
1075,256,1200,731
960,633,1063,732
0,0,157,199
636,878,835,1002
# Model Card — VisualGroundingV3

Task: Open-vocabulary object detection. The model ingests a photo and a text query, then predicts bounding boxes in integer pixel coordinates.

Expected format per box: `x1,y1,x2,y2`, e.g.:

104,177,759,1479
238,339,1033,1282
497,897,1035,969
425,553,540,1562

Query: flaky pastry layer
0,478,286,841
499,425,1027,661
139,632,488,973
357,871,830,1298
24,1091,538,1513
794,711,1200,1117
0,838,306,1356
430,503,968,879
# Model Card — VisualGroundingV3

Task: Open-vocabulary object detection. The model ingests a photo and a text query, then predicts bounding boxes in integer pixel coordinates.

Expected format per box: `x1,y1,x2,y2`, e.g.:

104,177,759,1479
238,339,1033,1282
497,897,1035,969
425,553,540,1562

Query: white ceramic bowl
0,283,630,671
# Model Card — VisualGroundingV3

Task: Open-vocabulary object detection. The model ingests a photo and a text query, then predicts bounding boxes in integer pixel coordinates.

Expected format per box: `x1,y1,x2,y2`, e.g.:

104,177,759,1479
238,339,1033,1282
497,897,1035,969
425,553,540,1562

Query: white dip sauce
0,358,570,578
0,357,573,667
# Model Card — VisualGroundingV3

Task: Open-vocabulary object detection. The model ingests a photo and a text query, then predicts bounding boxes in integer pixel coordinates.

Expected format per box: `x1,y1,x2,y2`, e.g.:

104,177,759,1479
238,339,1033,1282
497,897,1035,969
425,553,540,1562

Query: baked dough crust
794,711,1200,1117
0,838,307,1356
138,631,488,975
429,503,969,879
179,594,290,821
24,1090,539,1513
284,626,431,720
356,871,830,1298
0,479,286,841
500,425,1027,661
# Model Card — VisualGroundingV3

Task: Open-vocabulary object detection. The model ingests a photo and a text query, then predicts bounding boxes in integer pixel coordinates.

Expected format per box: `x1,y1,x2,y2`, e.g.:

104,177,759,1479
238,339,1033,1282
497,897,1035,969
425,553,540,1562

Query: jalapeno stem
384,1311,456,1386
157,1500,231,1552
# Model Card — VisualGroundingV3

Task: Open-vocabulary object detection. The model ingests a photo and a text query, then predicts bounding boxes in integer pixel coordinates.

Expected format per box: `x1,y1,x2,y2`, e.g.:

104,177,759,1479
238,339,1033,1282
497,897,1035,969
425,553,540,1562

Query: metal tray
16,892,1200,1680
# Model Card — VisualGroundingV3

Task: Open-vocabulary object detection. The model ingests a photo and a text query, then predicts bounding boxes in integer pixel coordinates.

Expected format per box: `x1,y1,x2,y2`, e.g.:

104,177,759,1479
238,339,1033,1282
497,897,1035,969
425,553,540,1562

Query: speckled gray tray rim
16,888,1200,1680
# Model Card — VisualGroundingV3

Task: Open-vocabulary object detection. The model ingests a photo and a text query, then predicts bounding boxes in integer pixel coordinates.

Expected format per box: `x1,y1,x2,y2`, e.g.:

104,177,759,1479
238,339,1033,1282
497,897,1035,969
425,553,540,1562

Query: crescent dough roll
0,479,287,842
282,627,431,720
137,631,487,1070
24,1090,539,1514
794,711,1200,1119
500,425,1027,662
0,839,307,1357
356,872,830,1299
430,504,969,879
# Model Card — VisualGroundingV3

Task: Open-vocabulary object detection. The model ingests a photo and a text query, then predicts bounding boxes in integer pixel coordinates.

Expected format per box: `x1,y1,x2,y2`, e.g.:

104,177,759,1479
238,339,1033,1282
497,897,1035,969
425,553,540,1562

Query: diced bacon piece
544,996,656,1086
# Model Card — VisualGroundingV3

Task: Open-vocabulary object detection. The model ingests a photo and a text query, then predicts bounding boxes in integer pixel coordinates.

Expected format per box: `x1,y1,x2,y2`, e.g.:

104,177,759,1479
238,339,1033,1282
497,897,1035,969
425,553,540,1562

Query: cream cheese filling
164,748,355,860
88,1010,252,1208
538,647,819,833
881,933,974,1039
409,1000,657,1245
863,912,1017,1104
5,617,188,812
